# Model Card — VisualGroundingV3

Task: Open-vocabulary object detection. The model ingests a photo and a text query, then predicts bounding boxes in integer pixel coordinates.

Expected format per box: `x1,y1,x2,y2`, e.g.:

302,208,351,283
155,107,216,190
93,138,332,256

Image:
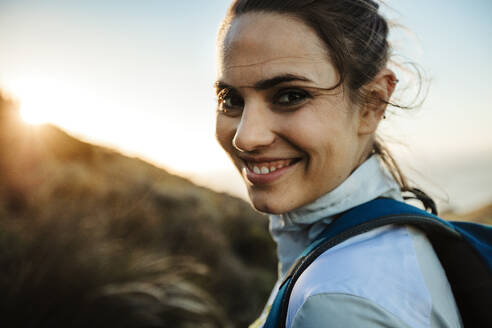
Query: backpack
264,198,492,328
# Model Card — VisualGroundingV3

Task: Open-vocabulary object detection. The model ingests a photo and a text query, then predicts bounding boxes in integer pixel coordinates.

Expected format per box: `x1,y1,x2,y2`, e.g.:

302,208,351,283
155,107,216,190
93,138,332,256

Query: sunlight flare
10,77,80,126
20,99,51,125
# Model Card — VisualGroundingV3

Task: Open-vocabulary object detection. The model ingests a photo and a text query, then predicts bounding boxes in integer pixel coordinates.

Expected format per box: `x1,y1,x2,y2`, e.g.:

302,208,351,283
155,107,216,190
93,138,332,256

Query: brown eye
274,89,310,106
217,89,244,116
223,93,244,108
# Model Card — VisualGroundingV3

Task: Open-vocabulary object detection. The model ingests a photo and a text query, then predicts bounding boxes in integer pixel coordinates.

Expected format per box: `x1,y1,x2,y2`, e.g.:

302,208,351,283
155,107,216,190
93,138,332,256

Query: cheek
283,112,337,157
215,115,236,153
288,109,356,169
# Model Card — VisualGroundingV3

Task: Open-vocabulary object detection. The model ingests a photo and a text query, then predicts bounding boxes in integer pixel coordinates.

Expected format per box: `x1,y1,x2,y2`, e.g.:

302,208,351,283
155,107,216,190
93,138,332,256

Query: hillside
0,93,276,327
442,203,492,225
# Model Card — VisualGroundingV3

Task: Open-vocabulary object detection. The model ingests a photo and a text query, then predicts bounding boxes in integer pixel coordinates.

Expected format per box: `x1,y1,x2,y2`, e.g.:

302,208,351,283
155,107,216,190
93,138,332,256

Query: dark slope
0,93,276,327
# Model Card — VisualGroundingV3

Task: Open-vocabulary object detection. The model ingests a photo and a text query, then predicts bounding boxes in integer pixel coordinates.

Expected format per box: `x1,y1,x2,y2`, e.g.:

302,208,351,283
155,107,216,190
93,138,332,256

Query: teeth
248,159,296,175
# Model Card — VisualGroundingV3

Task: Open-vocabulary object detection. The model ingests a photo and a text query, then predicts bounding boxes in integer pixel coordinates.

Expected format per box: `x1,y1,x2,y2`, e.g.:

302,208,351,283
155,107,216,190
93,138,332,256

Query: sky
0,0,491,212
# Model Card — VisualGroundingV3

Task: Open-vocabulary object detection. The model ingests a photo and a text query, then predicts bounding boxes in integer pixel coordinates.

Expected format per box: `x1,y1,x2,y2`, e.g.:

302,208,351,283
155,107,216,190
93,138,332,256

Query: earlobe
358,68,397,135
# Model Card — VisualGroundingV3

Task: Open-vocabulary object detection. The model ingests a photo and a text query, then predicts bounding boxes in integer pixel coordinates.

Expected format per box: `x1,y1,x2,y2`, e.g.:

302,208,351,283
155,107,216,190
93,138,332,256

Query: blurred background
0,0,491,327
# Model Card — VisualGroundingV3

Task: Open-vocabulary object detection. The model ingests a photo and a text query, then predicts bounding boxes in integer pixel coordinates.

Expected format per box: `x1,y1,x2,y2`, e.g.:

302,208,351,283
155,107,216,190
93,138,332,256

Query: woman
215,0,462,327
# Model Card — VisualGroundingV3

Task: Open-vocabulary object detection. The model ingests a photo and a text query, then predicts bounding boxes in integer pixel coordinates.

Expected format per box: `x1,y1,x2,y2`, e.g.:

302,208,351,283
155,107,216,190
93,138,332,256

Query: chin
248,192,297,215
251,203,283,215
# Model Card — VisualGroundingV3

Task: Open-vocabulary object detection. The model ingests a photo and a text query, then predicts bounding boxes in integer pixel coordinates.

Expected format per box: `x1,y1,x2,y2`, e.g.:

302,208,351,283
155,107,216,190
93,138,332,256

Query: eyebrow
215,74,313,92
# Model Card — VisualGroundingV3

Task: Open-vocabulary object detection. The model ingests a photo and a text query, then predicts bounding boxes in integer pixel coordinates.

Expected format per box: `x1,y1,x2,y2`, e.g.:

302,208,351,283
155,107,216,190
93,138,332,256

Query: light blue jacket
286,225,462,328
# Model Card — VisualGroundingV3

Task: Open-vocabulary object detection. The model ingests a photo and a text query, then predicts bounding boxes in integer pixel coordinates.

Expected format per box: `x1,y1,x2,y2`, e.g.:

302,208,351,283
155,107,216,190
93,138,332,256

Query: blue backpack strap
450,221,492,271
264,198,492,328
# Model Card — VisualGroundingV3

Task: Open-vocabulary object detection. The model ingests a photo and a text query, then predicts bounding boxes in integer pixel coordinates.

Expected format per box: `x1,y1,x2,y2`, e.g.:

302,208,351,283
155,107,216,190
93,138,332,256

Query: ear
358,68,397,135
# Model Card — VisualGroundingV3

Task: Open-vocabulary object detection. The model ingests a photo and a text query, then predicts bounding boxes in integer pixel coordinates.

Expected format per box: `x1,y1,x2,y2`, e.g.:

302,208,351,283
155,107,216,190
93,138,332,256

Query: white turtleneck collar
269,155,403,278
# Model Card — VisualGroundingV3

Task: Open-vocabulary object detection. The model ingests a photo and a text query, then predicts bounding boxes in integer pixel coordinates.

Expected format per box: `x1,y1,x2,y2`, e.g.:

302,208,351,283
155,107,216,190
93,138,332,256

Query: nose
232,103,275,152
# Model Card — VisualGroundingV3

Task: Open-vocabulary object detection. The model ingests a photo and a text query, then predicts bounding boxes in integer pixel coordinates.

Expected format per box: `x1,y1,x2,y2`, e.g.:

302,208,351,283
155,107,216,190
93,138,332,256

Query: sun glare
4,76,232,180
8,77,67,126
20,99,51,125
6,76,95,130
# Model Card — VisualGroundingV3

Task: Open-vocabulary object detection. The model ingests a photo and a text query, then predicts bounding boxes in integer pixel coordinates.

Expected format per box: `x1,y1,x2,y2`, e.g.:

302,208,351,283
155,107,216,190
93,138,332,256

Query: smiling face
215,13,377,214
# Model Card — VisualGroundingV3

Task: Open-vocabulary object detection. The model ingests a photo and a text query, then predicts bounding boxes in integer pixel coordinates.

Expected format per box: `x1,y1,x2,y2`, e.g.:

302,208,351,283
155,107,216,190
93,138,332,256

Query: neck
269,155,403,278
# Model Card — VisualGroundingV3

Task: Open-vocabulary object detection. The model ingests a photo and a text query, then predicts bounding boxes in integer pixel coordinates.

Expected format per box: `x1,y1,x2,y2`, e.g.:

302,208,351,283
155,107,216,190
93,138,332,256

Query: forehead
218,13,336,86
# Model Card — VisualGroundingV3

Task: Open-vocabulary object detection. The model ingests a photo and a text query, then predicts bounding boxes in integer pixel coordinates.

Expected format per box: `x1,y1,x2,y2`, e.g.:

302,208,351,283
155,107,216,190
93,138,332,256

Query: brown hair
219,0,436,213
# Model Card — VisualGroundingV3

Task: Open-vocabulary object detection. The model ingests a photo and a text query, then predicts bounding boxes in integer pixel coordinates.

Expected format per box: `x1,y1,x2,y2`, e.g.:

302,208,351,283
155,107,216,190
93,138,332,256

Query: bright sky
1,0,491,211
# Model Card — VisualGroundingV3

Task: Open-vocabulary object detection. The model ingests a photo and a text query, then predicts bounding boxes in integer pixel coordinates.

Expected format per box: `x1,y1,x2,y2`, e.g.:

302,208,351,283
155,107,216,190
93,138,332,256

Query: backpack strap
263,198,492,328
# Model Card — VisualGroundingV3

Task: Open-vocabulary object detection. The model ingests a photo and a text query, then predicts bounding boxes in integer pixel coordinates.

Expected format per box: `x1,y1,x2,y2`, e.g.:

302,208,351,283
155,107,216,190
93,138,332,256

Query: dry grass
442,203,492,225
0,93,276,327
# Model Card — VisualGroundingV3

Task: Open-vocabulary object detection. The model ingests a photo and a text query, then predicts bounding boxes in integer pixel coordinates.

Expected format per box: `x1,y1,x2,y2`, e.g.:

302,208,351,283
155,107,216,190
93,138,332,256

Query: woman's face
215,13,373,214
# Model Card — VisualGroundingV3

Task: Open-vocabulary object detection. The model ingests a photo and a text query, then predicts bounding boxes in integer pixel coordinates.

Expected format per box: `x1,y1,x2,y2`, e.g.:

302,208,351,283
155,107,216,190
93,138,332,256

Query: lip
238,156,291,163
240,157,301,185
